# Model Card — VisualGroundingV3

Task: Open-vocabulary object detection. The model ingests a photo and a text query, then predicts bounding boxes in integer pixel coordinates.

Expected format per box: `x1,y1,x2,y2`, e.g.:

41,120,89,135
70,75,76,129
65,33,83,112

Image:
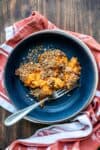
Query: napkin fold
0,11,100,150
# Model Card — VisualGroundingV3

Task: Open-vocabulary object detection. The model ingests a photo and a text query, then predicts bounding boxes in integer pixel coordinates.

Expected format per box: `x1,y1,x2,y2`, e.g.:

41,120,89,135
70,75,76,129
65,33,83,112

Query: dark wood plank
0,0,6,44
0,0,100,149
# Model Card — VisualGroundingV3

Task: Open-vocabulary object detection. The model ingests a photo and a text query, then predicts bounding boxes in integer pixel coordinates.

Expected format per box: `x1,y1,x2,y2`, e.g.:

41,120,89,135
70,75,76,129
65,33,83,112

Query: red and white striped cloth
0,11,100,150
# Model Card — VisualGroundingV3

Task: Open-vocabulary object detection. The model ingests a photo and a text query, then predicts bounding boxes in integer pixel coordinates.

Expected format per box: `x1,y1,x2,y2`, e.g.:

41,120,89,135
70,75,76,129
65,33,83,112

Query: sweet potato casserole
15,49,81,99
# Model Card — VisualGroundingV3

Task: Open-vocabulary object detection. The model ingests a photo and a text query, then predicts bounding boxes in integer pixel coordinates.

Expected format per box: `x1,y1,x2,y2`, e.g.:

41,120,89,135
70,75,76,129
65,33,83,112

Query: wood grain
0,0,100,149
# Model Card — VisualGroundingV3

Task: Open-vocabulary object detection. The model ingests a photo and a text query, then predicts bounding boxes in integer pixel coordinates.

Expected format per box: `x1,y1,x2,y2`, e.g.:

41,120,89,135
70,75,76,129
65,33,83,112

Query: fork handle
4,97,48,126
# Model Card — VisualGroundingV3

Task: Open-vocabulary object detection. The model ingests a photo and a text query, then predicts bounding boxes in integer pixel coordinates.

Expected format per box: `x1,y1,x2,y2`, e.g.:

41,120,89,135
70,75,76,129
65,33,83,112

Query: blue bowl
4,30,98,124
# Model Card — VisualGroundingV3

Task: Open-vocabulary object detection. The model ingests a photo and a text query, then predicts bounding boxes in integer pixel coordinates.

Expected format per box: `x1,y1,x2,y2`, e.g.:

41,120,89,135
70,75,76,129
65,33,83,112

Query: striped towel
0,11,100,150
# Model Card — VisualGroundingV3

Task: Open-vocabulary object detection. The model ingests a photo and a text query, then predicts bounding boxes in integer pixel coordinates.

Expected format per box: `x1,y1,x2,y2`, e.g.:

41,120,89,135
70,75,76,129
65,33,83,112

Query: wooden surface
0,0,100,149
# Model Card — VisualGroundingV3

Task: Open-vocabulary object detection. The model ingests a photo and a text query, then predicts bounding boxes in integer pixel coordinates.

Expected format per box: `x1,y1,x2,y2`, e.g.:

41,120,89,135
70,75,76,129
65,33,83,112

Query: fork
4,84,79,126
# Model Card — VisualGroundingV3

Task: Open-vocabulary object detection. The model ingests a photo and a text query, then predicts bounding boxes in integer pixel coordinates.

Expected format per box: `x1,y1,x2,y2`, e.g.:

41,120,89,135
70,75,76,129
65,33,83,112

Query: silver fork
4,84,78,126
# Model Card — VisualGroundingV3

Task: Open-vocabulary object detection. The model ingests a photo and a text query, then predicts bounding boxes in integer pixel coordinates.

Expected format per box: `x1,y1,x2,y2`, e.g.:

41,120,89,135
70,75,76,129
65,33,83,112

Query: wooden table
0,0,100,149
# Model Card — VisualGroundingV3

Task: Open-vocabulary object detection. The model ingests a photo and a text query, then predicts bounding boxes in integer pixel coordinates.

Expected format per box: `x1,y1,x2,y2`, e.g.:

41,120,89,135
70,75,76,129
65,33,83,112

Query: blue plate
4,30,98,124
